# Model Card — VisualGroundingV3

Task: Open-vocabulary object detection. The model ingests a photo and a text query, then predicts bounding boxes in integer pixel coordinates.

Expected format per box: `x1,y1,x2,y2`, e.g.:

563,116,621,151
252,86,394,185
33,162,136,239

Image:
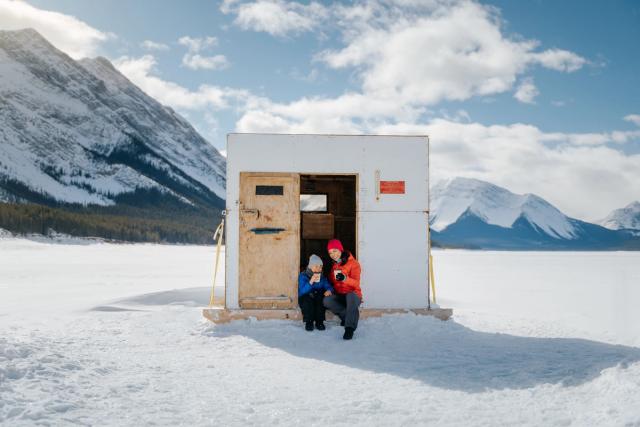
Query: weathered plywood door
238,173,300,309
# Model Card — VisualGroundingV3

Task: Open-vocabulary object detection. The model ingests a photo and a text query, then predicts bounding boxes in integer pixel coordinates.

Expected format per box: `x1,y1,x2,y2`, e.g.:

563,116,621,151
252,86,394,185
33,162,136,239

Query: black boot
343,327,354,340
315,321,326,331
305,321,314,331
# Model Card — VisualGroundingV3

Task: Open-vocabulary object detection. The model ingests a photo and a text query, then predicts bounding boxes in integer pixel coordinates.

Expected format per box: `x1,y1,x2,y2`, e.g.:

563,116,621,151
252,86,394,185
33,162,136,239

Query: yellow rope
208,218,225,307
427,221,437,305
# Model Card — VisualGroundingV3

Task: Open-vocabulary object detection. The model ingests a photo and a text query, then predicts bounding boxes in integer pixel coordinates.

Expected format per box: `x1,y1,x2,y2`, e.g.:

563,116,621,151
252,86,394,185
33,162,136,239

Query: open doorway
299,175,357,276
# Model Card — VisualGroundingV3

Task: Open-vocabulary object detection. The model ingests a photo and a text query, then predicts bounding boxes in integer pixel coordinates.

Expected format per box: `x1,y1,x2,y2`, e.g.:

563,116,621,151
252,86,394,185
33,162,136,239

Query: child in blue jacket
298,254,334,331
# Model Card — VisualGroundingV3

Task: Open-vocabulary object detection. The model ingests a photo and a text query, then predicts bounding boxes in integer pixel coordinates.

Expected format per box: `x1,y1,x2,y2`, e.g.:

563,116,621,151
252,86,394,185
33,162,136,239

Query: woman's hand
324,290,332,297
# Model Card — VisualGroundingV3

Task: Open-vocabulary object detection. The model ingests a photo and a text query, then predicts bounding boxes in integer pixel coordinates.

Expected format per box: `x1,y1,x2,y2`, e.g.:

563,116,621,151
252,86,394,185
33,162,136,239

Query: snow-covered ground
1,238,639,426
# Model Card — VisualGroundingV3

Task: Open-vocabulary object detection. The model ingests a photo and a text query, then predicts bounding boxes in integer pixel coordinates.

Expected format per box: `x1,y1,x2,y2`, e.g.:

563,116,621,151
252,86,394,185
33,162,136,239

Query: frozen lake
1,238,639,425
434,249,640,346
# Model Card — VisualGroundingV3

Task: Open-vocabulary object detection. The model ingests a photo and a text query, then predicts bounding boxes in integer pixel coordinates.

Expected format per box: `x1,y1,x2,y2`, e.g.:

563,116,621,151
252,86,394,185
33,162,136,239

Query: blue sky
1,0,639,220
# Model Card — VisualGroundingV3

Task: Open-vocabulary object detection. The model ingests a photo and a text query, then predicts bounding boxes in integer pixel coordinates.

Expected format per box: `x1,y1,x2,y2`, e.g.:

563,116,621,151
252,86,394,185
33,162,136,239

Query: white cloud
529,48,586,72
316,0,587,107
236,91,424,134
545,130,640,146
223,0,590,124
141,40,169,51
222,0,328,37
624,114,640,127
178,35,218,51
113,55,247,110
514,77,539,104
177,35,229,70
0,0,111,58
182,53,229,70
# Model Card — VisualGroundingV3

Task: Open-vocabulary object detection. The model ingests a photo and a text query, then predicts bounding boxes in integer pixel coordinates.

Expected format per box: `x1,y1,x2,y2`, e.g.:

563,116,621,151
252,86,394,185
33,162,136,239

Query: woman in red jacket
323,239,362,340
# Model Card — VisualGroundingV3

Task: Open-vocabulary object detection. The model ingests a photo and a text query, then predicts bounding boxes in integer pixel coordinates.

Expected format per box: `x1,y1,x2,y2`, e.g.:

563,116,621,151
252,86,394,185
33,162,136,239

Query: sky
0,0,639,221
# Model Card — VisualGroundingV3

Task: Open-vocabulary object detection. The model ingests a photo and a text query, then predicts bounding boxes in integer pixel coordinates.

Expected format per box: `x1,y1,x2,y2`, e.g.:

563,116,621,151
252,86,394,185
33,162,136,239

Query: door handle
240,208,260,219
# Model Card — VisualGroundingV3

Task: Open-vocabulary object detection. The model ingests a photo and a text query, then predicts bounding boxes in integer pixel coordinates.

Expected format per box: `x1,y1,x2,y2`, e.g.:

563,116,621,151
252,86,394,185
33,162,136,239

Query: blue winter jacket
298,270,334,297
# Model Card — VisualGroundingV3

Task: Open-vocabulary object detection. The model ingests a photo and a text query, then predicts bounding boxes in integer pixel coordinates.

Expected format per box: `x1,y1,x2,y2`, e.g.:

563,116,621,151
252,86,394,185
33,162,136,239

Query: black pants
298,292,326,323
323,292,361,330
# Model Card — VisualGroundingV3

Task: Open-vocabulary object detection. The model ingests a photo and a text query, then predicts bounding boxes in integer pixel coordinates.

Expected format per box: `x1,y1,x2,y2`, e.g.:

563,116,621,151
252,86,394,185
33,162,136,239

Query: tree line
0,202,222,244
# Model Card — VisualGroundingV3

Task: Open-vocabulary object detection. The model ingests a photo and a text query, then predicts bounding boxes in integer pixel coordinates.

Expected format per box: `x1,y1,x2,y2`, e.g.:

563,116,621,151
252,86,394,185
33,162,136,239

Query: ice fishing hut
203,134,452,323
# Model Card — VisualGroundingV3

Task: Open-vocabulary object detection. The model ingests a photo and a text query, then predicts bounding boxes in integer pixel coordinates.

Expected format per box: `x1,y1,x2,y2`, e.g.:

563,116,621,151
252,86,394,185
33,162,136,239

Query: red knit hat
327,239,344,252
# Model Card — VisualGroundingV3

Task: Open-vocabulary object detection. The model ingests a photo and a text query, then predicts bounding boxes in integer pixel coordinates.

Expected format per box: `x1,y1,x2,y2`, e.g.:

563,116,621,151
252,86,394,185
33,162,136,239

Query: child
298,254,334,331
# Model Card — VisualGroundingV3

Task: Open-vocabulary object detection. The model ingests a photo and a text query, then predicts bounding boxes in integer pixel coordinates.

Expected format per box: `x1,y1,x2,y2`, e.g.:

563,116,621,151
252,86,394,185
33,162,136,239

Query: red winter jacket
329,252,362,299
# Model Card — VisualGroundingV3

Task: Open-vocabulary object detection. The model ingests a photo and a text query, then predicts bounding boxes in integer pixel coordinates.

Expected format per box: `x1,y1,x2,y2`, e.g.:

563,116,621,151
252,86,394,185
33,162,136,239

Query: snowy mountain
430,177,639,250
597,201,640,232
0,28,225,209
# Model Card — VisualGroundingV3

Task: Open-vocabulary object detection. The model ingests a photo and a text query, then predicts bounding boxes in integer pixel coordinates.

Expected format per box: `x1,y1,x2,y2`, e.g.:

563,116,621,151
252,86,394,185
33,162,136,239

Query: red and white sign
380,180,405,194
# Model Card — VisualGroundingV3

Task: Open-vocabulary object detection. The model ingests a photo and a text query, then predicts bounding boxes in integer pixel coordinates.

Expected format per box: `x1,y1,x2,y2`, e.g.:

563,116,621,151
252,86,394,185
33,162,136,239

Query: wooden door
238,173,300,309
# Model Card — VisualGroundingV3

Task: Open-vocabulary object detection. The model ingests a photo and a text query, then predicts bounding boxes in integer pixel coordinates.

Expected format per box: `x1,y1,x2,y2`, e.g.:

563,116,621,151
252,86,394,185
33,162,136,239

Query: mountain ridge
430,177,639,250
0,28,225,208
0,28,225,243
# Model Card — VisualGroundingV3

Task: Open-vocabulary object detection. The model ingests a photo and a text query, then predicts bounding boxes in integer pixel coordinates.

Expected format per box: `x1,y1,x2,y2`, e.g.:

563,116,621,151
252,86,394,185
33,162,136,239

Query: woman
298,254,333,331
323,239,362,340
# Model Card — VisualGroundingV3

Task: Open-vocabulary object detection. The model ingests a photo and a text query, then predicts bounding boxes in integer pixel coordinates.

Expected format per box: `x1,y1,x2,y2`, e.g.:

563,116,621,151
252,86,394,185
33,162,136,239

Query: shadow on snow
204,315,640,393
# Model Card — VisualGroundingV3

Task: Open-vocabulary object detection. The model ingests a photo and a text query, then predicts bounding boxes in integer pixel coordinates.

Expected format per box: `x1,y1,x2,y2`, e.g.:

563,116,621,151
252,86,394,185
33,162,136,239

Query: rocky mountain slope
0,29,226,243
597,201,640,233
0,28,225,209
